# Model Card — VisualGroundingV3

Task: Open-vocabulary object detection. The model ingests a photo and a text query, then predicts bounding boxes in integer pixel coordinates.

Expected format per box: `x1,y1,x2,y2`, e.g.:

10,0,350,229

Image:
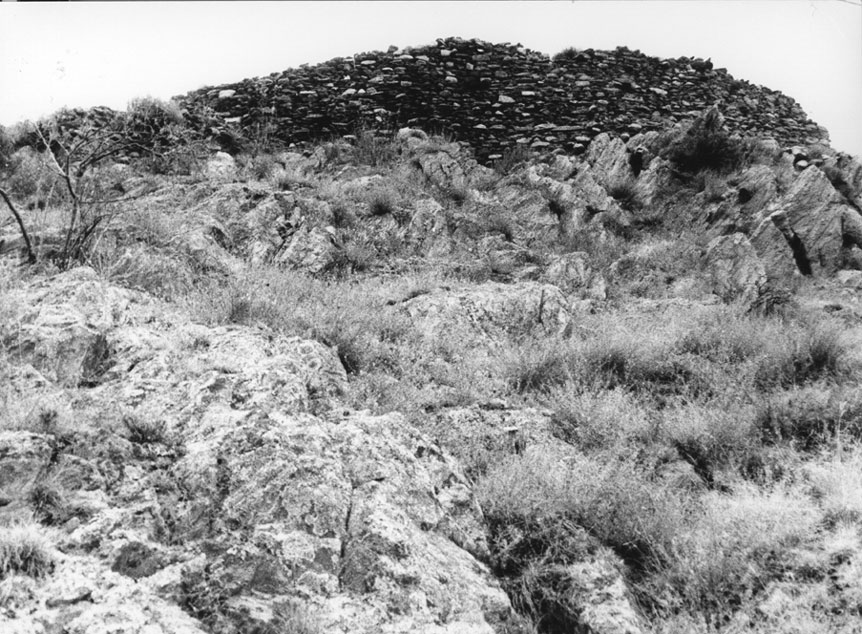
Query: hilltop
176,37,826,162
1,39,862,634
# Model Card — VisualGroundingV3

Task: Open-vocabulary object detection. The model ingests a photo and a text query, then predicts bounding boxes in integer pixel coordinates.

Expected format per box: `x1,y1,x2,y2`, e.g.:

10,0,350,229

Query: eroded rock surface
0,269,520,634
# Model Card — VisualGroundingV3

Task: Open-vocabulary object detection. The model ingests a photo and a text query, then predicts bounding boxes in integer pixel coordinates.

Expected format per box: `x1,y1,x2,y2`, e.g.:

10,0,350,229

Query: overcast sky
1,1,860,157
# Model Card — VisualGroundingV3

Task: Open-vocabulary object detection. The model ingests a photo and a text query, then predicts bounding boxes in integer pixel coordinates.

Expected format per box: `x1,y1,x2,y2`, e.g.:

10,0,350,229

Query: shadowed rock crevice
770,212,813,276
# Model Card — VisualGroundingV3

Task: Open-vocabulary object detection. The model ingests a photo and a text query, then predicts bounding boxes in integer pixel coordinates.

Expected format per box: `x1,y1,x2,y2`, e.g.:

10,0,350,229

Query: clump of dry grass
0,520,56,579
806,447,862,526
645,483,820,623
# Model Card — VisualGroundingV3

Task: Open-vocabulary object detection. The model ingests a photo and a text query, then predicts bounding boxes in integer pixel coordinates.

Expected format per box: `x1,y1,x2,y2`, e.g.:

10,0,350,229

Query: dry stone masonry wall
177,36,826,163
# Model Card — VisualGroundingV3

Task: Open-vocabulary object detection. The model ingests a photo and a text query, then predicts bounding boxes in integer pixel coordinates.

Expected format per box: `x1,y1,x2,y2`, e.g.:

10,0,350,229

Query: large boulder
276,225,338,274
205,151,237,181
400,281,573,346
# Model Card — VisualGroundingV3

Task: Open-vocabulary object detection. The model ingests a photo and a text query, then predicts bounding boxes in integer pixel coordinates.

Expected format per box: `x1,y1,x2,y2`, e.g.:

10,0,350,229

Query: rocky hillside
176,37,826,162
3,38,862,634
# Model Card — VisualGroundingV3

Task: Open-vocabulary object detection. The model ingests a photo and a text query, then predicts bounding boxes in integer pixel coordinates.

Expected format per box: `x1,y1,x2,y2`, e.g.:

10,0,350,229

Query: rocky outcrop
0,268,529,634
752,167,862,275
176,37,825,163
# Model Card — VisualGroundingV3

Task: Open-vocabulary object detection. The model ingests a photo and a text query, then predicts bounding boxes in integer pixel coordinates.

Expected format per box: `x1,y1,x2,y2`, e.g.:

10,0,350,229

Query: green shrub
485,213,516,242
0,521,56,579
552,47,582,62
29,481,66,526
125,96,185,153
478,448,685,575
330,202,357,228
367,191,395,217
663,108,744,174
607,177,642,211
250,153,277,180
122,413,168,444
677,307,769,363
186,269,416,377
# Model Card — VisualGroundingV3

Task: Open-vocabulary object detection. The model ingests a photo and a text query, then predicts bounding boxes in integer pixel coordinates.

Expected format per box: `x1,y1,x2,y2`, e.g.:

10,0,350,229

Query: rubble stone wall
175,37,826,162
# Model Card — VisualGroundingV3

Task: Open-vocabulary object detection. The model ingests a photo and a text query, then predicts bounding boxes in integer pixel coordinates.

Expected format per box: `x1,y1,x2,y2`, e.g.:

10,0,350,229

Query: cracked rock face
752,166,862,276
0,269,518,634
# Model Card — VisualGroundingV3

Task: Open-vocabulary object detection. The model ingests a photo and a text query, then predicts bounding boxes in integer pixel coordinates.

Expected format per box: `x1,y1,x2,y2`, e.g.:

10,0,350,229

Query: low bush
29,481,66,526
662,108,745,174
552,47,581,62
366,190,396,217
676,307,770,363
607,177,642,211
580,334,705,398
122,413,168,444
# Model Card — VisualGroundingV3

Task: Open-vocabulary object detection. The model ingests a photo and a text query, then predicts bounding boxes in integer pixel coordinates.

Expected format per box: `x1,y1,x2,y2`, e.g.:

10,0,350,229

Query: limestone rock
585,133,633,189
401,281,573,345
166,409,513,633
1,268,122,386
705,233,767,306
276,225,337,274
631,157,673,208
205,151,237,181
568,558,644,634
0,555,208,634
837,269,862,289
526,166,621,233
0,269,519,634
414,146,471,189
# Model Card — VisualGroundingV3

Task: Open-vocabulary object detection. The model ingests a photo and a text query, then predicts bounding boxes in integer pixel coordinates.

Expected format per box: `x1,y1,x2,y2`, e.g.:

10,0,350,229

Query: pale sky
1,1,860,157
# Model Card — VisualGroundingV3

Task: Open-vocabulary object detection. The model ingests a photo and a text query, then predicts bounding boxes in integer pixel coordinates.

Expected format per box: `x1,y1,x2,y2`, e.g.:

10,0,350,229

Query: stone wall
177,37,826,163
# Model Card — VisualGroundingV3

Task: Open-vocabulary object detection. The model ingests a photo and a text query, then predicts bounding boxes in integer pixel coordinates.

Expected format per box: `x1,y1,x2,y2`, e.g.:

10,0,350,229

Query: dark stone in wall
174,37,827,163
